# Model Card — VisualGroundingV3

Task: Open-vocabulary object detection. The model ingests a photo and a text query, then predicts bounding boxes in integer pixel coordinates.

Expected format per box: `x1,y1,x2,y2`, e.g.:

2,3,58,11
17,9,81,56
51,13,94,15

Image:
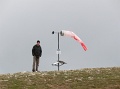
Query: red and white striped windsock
60,30,88,51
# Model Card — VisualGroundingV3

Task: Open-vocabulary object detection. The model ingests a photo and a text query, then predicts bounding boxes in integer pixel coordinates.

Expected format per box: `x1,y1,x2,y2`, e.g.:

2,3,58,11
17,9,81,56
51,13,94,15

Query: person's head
36,40,40,46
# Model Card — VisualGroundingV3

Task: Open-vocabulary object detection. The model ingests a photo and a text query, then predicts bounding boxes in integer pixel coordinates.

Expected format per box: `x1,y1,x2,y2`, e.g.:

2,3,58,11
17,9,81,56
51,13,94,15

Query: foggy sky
0,0,120,73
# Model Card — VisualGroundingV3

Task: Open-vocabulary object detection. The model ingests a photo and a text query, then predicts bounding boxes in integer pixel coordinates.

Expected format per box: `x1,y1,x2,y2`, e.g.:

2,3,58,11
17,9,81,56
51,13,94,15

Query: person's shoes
32,69,35,72
37,71,40,72
36,70,40,72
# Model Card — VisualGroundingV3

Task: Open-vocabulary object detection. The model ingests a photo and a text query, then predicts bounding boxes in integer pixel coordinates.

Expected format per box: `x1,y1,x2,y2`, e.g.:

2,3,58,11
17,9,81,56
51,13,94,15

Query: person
32,40,42,72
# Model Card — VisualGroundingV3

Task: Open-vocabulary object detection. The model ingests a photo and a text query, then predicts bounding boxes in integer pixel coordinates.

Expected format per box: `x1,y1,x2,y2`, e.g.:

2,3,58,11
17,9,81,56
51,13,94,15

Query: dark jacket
32,45,42,57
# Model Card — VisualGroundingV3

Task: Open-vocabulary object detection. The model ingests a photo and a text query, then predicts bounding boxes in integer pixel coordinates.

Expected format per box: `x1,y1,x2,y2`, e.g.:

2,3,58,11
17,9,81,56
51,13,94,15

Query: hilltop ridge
0,67,120,89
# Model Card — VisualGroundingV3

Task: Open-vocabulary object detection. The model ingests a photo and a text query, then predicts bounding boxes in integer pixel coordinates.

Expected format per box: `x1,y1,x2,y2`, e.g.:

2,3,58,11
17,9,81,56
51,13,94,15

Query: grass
0,67,120,89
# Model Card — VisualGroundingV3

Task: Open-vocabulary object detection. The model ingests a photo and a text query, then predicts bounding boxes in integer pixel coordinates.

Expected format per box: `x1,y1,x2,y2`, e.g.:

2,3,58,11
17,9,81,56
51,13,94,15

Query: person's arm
32,46,35,56
40,46,42,57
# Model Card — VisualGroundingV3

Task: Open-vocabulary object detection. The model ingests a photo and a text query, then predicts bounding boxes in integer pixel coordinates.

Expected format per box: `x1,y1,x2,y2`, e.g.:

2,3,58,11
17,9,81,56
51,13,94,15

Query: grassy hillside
0,67,120,89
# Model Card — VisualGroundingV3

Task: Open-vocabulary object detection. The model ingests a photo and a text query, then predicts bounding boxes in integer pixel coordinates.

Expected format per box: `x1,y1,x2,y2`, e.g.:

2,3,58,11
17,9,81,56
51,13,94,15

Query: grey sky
0,0,120,73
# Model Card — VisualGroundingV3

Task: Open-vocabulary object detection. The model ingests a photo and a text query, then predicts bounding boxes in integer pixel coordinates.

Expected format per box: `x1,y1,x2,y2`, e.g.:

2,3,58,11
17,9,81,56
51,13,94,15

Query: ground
0,67,120,89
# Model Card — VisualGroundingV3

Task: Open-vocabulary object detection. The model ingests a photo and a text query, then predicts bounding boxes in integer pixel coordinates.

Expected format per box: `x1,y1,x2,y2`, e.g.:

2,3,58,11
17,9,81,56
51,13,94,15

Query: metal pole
58,32,60,71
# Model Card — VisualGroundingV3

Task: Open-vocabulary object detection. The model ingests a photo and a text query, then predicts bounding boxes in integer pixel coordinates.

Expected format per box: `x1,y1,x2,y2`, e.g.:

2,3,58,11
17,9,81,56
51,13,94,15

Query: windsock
60,30,88,51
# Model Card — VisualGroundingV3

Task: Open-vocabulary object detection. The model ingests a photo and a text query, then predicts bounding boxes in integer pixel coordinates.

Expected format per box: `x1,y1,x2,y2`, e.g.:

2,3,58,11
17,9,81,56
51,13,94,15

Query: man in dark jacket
32,40,42,72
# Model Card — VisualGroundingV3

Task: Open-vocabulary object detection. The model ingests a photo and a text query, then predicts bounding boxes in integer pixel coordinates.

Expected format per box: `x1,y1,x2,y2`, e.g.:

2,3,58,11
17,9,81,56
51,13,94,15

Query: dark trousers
32,56,40,72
